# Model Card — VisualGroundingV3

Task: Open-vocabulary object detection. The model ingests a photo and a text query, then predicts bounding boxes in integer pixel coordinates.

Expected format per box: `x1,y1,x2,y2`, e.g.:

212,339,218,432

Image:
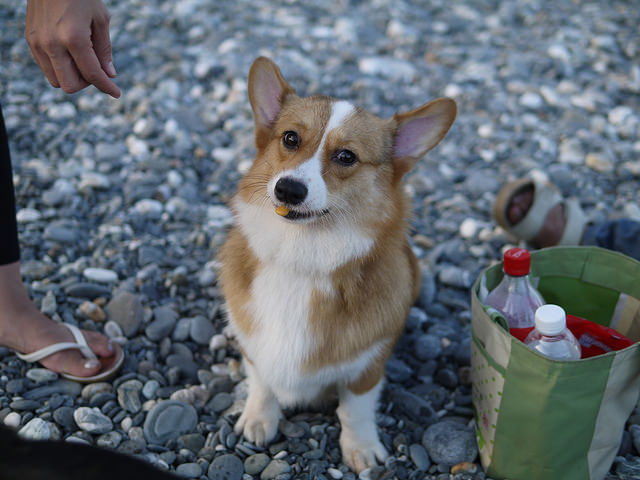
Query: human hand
25,0,121,98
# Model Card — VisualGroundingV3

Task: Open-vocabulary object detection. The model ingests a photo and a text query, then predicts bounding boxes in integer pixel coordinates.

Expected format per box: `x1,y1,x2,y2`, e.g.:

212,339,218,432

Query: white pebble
328,468,344,479
83,267,118,283
3,412,21,428
209,334,228,352
134,198,164,216
16,208,42,223
459,218,479,239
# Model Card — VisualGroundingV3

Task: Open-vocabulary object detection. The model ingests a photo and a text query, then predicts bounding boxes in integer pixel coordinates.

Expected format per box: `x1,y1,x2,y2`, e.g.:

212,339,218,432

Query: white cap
534,304,567,335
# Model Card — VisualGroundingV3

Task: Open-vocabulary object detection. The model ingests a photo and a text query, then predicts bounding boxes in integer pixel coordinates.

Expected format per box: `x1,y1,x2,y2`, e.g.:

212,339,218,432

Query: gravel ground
1,1,639,479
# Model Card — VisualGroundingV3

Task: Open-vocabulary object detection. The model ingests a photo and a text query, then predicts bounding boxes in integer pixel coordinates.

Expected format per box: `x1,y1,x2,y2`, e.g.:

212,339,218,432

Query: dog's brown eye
282,131,300,149
333,149,357,166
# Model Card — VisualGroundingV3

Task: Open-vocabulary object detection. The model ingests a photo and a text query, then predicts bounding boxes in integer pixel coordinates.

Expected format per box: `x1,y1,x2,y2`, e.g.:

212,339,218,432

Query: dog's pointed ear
391,98,456,178
248,57,297,149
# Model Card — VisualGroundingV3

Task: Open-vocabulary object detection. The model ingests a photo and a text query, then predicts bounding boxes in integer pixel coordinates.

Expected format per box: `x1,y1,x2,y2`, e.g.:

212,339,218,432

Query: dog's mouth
275,205,329,222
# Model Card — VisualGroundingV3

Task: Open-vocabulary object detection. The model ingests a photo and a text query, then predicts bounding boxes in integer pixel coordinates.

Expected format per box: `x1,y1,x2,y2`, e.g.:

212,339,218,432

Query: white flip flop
16,323,124,383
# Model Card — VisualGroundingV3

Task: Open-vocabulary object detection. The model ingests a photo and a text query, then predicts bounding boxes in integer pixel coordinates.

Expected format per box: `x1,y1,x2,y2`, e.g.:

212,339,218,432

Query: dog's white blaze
269,101,355,212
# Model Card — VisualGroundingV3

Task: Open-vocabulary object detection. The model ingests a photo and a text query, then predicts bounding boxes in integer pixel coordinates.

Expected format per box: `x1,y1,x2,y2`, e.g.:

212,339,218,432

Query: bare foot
506,185,566,248
0,262,115,378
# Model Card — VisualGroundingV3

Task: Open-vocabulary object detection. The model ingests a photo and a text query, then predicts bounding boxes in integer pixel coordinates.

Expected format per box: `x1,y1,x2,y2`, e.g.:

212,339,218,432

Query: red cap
503,248,531,276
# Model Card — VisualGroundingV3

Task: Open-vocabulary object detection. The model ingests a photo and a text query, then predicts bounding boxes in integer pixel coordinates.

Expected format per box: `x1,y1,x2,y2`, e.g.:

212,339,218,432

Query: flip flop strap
508,178,563,242
558,198,588,245
15,323,97,363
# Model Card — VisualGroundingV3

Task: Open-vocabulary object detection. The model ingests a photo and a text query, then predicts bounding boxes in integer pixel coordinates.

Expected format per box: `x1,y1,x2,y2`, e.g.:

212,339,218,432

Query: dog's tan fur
219,57,456,472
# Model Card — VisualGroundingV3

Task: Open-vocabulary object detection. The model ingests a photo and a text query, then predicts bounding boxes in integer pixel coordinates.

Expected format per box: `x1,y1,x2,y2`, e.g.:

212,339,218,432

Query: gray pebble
244,453,271,475
409,443,431,471
74,407,114,434
18,418,61,441
106,291,144,337
208,454,244,480
117,379,143,413
189,315,216,345
143,400,198,444
260,459,291,480
146,305,179,341
176,462,203,478
422,420,478,466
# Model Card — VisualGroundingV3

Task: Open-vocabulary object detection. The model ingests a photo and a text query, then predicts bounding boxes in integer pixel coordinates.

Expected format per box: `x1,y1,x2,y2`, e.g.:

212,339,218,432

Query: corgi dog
220,57,456,473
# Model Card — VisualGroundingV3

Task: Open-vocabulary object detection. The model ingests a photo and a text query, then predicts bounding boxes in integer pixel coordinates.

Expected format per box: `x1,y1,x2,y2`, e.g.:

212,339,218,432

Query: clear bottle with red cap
484,248,545,332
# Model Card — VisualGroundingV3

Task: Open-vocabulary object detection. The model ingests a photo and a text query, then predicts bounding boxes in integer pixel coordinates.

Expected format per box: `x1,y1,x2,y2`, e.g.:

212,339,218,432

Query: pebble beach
1,0,639,479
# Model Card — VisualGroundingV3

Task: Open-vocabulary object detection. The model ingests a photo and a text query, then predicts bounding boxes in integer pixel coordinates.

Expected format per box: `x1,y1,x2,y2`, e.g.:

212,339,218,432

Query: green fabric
538,276,619,326
489,341,614,480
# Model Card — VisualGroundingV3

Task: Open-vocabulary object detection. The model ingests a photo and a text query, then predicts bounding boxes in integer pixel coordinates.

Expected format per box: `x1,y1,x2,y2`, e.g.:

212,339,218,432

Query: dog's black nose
275,177,308,205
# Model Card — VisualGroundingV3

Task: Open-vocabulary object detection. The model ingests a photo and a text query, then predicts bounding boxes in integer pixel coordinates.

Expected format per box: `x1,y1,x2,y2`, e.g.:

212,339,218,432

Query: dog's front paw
235,403,282,446
340,430,388,473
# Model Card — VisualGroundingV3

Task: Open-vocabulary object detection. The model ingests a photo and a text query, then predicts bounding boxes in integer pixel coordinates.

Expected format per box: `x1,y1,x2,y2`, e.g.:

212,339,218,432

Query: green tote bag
471,247,640,480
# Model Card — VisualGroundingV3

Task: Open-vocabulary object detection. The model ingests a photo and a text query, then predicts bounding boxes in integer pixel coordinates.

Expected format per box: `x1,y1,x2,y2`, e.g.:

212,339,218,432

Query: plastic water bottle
484,248,545,331
525,304,581,360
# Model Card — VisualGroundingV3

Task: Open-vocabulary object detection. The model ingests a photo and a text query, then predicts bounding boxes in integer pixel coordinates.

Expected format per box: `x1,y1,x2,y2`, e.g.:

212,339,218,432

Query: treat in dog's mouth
275,205,329,221
275,205,290,217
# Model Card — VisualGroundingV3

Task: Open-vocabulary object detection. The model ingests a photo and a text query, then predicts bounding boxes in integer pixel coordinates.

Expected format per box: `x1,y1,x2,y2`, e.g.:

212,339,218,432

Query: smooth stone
9,399,41,411
409,443,431,471
208,392,233,413
415,334,443,361
73,406,114,434
117,379,143,413
23,379,82,400
422,420,478,466
143,379,161,400
173,318,192,341
208,453,244,480
166,354,199,381
146,306,179,341
385,356,413,383
40,290,58,316
143,400,198,444
106,291,144,337
260,459,291,480
3,412,21,428
25,368,58,383
390,389,438,424
177,432,206,453
43,224,77,244
244,453,271,476
279,420,305,438
83,267,118,283
79,301,107,322
16,207,42,223
177,463,203,478
64,282,112,300
18,418,61,441
53,406,76,430
97,430,123,449
189,315,215,345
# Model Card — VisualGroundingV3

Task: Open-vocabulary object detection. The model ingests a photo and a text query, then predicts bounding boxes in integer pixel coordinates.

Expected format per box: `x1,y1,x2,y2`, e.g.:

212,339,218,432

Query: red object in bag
510,314,634,358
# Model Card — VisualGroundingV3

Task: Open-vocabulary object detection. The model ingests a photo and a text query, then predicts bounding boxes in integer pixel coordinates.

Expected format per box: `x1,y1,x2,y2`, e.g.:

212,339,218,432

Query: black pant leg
0,104,21,265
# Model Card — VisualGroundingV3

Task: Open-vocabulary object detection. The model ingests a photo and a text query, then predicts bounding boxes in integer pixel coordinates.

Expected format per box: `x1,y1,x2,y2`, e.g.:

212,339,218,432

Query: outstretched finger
68,43,121,98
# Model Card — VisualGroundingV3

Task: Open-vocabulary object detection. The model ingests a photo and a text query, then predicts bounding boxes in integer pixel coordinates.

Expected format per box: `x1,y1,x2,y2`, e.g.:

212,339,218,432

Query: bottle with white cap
524,304,581,360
